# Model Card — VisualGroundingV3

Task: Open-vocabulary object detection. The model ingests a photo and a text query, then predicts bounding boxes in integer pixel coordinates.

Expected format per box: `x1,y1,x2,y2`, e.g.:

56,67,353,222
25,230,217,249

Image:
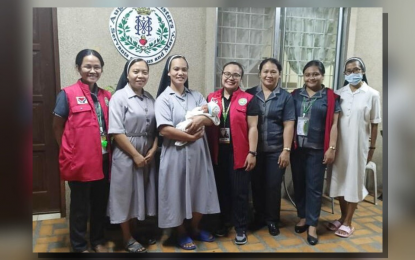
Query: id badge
297,117,309,136
101,135,108,154
219,127,231,144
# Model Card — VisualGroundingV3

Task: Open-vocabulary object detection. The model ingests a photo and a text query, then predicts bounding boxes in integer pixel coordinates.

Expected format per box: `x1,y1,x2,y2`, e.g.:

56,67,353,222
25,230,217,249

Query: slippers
178,235,196,250
327,220,342,231
335,225,355,238
192,230,215,242
125,238,147,253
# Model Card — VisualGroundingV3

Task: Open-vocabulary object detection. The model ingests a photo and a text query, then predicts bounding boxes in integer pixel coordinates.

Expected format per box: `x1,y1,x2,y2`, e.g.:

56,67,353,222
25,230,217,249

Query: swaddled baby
175,100,220,146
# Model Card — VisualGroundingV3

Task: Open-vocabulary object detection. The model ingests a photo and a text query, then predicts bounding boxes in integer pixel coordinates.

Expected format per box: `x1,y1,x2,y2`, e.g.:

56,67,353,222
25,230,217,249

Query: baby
175,100,220,146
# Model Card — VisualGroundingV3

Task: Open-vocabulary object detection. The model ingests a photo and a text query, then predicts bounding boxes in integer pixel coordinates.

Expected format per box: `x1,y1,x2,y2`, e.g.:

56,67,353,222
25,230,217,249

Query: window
215,7,347,91
280,8,341,90
216,8,276,89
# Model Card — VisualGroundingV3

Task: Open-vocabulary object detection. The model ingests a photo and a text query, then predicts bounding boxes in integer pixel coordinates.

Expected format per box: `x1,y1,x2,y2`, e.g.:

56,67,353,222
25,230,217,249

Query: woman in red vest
52,49,111,253
206,62,259,245
290,60,340,245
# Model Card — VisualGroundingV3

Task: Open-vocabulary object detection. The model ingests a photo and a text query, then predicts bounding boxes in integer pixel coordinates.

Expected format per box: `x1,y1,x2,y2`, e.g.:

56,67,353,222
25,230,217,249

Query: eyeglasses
222,72,241,79
344,68,362,75
82,65,102,71
304,73,321,78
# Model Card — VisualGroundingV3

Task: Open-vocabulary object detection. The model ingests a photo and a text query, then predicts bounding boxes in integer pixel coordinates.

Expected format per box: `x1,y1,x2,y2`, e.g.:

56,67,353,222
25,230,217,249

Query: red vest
59,80,111,182
206,88,253,169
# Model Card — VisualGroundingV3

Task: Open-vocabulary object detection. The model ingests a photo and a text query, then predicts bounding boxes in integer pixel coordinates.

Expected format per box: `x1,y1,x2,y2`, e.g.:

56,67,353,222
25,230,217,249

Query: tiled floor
32,196,383,253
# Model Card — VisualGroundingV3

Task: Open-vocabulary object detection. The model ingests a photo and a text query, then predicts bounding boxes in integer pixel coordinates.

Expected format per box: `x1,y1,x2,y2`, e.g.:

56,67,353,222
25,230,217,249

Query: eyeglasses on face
344,68,362,75
222,72,241,79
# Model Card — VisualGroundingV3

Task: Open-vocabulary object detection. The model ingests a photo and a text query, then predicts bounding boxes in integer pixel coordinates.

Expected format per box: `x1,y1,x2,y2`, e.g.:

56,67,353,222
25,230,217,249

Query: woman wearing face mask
290,60,340,245
52,49,111,253
328,57,381,238
155,55,220,250
107,58,158,253
246,58,295,237
206,62,259,245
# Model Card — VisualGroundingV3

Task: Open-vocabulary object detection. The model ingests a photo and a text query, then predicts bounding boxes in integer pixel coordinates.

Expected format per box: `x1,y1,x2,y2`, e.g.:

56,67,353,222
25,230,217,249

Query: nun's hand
188,127,204,142
323,148,335,164
133,153,146,168
186,115,206,134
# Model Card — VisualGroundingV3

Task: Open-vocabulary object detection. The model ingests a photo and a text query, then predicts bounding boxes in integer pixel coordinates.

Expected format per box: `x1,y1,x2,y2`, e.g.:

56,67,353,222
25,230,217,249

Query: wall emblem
109,7,176,64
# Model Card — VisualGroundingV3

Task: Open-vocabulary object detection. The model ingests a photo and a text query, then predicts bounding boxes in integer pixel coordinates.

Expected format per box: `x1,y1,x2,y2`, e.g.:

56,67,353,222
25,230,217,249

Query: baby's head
207,100,220,117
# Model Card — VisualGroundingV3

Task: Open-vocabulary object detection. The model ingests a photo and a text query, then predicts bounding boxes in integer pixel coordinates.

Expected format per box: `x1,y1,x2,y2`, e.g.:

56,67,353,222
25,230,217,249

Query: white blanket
175,101,220,146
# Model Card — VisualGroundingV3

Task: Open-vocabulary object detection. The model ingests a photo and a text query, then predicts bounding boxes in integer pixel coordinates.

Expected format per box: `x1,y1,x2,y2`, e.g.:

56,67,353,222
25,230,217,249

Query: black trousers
251,151,285,225
290,148,325,227
214,147,250,233
68,155,110,252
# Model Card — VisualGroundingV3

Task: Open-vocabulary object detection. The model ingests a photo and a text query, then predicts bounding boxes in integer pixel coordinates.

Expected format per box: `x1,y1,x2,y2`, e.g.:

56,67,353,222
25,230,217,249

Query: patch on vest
76,96,88,104
238,98,247,106
104,97,109,106
211,97,218,104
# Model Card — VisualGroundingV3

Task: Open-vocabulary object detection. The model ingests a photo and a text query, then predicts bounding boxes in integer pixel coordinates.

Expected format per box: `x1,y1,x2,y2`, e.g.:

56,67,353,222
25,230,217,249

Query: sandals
327,219,342,231
335,225,355,238
192,230,215,242
178,235,196,250
125,238,147,253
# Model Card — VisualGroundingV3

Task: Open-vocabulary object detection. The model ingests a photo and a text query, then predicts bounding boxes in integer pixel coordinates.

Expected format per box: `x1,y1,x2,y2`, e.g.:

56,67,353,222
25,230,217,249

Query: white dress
329,82,381,203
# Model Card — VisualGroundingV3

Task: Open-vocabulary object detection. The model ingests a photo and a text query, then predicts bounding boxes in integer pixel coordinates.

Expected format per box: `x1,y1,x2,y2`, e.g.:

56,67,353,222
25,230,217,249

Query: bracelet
369,147,376,149
249,151,257,157
329,146,336,151
283,147,291,152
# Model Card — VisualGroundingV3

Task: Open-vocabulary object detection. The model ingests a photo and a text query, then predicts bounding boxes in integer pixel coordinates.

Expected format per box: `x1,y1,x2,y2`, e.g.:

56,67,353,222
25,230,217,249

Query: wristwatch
249,151,257,157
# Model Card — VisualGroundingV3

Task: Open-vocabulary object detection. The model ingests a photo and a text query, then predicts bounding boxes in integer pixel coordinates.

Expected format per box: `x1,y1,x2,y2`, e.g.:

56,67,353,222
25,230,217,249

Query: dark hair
75,49,104,68
156,55,189,97
343,57,368,86
222,61,244,78
302,60,325,75
116,58,149,91
259,58,282,73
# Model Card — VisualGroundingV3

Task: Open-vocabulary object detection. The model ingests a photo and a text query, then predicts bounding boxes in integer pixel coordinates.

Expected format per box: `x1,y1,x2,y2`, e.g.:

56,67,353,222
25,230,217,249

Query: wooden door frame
51,8,66,218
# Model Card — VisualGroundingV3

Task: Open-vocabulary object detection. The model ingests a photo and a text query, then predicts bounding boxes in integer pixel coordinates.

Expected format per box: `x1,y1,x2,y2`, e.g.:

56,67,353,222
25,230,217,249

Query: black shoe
235,231,247,245
267,223,280,236
214,226,229,237
147,238,156,245
307,230,318,245
295,224,309,233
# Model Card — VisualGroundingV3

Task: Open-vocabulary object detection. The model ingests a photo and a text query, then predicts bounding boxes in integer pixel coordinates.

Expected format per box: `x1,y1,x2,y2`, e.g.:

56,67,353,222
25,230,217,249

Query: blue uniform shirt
292,86,341,149
246,85,295,152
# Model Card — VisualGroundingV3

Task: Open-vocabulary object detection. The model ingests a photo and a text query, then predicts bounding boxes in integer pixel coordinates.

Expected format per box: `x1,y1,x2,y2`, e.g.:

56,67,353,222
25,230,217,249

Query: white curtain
284,8,338,75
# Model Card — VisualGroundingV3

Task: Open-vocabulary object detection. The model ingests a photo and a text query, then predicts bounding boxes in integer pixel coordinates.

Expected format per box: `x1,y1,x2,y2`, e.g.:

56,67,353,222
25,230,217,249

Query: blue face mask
345,73,363,86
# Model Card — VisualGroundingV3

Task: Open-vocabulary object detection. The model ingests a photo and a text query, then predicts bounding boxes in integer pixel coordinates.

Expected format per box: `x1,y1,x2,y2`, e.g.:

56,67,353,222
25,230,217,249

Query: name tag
297,117,309,136
219,127,230,144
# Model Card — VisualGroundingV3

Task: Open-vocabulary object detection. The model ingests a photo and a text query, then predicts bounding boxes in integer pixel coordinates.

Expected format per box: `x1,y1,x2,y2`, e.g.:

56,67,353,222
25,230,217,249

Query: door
33,8,63,214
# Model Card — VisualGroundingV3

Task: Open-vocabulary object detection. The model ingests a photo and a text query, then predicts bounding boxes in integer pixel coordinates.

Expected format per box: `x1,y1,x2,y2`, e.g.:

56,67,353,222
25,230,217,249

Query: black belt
125,132,152,137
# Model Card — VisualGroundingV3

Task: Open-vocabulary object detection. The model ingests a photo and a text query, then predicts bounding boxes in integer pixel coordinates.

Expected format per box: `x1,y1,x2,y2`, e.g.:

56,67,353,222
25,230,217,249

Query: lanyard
221,98,231,127
302,96,317,117
95,100,104,135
